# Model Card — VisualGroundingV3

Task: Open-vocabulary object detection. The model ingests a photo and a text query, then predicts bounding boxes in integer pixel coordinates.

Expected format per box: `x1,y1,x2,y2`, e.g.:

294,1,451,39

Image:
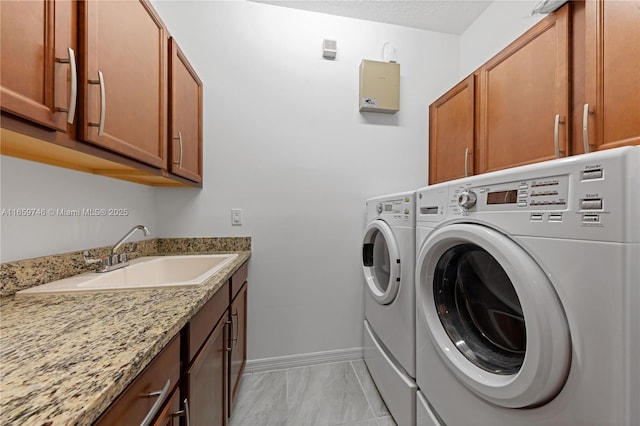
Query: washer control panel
418,146,639,242
451,174,570,213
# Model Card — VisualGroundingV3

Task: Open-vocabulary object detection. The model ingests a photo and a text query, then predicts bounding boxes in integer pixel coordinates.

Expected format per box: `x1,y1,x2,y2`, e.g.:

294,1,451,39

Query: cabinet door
81,0,167,168
429,74,475,184
229,283,247,412
477,5,569,173
0,0,76,131
581,0,640,153
186,315,228,426
169,38,203,183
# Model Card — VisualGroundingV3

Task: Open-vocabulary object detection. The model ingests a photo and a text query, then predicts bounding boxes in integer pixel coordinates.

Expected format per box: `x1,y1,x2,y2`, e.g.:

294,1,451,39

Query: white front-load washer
415,146,639,425
362,191,417,426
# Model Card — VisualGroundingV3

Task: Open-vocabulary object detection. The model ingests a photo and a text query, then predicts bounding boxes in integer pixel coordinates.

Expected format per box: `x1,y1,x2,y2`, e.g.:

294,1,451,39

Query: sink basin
16,254,238,295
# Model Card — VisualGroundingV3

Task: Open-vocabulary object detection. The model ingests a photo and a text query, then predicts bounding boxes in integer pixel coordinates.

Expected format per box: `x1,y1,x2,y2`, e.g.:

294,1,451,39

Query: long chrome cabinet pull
184,398,191,426
55,47,77,124
140,379,171,426
464,147,470,177
88,70,106,136
172,398,191,426
226,320,233,352
583,103,591,154
173,131,183,166
232,309,239,348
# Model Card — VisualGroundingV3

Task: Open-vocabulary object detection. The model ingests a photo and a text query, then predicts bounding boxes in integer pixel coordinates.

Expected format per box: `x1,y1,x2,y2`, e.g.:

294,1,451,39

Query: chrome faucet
83,225,151,272
112,224,151,258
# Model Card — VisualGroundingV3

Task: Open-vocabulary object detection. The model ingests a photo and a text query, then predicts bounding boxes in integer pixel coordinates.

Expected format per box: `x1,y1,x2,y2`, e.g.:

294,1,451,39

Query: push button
582,214,600,223
582,169,603,180
549,213,563,222
581,199,603,210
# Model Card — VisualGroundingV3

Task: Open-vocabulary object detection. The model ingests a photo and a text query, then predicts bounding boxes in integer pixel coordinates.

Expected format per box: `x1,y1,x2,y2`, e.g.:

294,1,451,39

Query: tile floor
229,360,397,426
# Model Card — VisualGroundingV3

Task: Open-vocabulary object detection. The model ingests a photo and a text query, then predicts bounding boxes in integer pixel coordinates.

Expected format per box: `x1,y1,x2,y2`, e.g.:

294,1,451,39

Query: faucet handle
83,250,103,265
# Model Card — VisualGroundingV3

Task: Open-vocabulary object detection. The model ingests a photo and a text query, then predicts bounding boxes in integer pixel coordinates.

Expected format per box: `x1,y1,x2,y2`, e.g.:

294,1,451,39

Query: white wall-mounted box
359,60,400,114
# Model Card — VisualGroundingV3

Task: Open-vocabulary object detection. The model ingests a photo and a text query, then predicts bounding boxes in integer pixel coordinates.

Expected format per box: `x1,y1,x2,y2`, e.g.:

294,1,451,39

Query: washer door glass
416,223,571,408
362,220,400,304
434,243,525,375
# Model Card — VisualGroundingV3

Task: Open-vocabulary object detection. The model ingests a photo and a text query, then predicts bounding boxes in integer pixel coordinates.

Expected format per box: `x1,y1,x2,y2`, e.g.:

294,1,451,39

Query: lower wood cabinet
93,334,181,426
184,279,230,426
94,260,249,425
229,285,247,411
186,312,228,426
228,261,248,413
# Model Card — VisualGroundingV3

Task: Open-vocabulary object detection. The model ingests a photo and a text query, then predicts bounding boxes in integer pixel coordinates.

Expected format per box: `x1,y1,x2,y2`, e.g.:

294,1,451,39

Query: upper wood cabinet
169,38,203,183
428,74,476,184
80,0,167,169
574,0,640,154
429,1,639,185
1,0,203,186
477,5,569,174
0,0,77,133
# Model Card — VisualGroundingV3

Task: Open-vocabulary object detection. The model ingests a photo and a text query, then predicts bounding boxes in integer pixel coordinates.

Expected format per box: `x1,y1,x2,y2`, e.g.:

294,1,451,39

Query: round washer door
362,220,401,304
416,223,571,408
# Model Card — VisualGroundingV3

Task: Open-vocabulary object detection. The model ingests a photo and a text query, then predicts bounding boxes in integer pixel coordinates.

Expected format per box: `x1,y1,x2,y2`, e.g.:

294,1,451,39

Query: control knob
458,190,477,210
376,202,384,214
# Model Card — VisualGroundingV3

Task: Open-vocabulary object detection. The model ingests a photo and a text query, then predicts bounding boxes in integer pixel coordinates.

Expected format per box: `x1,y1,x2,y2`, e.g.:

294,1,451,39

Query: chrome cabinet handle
88,71,106,136
226,320,233,352
55,47,77,124
140,379,171,426
553,114,565,159
184,398,191,426
173,131,183,166
464,147,470,177
232,309,239,348
583,103,591,154
172,398,191,426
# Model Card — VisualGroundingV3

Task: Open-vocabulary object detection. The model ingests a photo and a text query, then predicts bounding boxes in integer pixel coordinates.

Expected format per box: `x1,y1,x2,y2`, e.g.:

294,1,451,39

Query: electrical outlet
231,208,243,226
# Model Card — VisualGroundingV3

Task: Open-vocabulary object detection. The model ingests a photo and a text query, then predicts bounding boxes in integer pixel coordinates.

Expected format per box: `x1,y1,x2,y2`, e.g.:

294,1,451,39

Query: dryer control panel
375,197,412,221
365,191,415,226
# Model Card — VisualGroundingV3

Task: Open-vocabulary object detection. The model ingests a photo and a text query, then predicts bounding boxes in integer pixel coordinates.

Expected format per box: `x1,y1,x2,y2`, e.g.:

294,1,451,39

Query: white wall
459,0,545,78
0,156,156,262
0,0,546,363
151,0,459,361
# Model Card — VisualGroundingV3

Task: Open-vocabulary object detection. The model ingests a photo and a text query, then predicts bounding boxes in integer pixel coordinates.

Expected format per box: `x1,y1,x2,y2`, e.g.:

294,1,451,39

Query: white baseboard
245,347,364,374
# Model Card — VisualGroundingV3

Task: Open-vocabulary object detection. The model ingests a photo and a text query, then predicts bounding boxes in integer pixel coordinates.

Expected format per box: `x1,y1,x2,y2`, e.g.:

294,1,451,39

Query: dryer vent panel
359,59,400,114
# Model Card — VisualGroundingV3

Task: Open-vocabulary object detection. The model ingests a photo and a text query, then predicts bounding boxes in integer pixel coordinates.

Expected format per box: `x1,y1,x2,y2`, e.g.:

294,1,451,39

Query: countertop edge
0,250,251,426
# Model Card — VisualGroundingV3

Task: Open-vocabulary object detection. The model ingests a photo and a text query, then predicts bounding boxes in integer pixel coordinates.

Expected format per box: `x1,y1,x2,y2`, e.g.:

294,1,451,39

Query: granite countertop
0,238,250,425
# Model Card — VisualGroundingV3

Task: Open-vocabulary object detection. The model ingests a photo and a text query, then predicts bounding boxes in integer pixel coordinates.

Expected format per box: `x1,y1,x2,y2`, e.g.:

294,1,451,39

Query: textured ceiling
251,0,493,35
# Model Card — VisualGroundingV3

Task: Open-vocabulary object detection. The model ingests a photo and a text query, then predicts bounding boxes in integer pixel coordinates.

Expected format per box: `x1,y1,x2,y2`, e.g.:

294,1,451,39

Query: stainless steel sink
16,254,238,295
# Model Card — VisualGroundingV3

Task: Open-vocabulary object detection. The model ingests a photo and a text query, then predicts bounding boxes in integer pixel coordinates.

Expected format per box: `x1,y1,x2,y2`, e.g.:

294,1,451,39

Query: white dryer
415,146,639,425
362,191,417,426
